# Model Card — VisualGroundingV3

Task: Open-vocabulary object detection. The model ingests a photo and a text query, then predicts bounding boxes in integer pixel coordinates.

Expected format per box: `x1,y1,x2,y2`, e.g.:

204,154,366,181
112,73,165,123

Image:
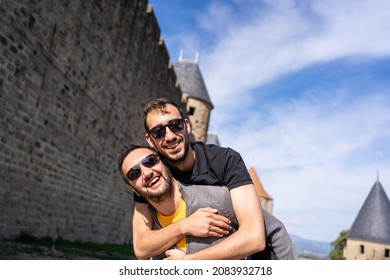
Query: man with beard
118,143,250,259
131,98,297,260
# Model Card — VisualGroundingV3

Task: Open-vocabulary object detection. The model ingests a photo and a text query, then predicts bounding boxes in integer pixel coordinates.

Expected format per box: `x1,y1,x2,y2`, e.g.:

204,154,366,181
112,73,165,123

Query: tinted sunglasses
126,154,160,181
148,118,185,139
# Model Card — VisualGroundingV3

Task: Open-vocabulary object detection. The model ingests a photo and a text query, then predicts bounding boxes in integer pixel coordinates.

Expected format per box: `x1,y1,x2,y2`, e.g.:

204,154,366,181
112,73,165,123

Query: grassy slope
0,233,136,260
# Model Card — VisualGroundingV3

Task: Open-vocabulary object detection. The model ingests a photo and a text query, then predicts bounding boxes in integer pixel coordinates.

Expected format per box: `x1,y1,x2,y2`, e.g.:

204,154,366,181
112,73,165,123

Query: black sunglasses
148,118,185,139
126,154,160,181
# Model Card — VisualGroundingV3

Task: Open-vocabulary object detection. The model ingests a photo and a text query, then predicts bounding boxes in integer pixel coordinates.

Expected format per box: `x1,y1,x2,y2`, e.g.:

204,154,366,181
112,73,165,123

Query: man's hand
164,249,186,260
180,207,231,237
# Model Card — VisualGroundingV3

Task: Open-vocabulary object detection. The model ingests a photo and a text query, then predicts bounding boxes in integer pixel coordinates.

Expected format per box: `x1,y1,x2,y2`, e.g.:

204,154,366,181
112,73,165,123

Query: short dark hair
117,141,156,185
143,98,185,132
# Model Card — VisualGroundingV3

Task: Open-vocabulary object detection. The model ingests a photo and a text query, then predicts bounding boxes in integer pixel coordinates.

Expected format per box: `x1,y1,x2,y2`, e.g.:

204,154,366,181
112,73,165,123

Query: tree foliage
329,230,348,260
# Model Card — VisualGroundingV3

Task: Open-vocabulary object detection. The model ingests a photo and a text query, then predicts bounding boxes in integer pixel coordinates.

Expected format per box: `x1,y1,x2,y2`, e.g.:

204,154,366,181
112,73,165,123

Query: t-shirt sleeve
221,147,253,190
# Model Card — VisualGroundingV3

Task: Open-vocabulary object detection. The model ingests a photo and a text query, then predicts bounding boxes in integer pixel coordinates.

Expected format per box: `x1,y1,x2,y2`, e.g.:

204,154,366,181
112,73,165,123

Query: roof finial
194,51,199,63
377,170,380,182
178,50,183,62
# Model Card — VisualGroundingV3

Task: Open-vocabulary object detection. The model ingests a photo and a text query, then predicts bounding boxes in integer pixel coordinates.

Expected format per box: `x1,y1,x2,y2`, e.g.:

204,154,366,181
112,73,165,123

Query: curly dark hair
143,98,185,133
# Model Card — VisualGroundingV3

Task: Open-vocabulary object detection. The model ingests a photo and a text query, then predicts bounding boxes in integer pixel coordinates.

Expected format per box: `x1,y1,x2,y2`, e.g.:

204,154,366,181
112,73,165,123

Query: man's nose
164,126,177,141
141,166,153,180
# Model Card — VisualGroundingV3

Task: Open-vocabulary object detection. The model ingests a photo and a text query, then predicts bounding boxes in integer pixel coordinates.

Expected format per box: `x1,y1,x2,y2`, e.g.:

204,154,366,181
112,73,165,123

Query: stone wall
0,0,182,244
344,239,390,260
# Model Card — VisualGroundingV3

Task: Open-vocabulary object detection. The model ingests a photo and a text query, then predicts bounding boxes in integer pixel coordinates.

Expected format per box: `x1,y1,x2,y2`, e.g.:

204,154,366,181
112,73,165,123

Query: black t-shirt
134,142,253,203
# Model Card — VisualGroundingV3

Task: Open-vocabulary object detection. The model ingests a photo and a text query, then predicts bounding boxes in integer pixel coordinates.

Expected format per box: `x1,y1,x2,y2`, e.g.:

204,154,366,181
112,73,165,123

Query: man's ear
145,133,156,148
184,118,191,134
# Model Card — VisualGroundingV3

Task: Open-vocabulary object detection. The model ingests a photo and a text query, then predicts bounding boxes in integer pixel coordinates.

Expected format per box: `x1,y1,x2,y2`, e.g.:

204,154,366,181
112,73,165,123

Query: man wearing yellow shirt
118,142,242,259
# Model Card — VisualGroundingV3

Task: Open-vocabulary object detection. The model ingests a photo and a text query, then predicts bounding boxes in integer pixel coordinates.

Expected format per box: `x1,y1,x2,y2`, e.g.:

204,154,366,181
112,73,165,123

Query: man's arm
132,203,180,259
165,184,266,260
132,203,232,259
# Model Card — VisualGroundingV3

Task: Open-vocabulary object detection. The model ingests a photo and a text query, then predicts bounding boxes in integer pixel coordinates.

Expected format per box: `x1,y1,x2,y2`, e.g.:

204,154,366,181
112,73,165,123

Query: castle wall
0,0,181,244
344,239,390,260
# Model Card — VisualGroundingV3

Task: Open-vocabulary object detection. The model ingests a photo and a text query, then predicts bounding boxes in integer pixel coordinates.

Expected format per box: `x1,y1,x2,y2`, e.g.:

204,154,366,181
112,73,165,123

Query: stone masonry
185,97,211,143
0,0,182,244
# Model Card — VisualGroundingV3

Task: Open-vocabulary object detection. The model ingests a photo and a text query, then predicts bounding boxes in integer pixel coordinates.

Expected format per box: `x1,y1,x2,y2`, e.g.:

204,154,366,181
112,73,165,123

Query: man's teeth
150,177,159,186
168,142,178,149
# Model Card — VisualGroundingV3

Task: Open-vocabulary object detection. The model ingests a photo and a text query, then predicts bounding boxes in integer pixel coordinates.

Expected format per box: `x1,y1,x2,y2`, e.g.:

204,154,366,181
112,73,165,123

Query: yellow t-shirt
157,197,187,252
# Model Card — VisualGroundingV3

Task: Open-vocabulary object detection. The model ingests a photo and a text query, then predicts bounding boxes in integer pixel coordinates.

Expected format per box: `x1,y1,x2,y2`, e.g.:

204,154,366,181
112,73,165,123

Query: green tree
329,230,348,260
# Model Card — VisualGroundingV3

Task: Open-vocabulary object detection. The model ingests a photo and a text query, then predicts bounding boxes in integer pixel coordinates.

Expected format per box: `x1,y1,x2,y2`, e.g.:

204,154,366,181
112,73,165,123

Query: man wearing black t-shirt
132,98,297,260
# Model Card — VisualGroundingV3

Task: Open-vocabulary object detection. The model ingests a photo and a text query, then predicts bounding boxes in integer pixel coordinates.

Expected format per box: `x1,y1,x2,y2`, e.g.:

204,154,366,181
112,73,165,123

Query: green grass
0,232,137,260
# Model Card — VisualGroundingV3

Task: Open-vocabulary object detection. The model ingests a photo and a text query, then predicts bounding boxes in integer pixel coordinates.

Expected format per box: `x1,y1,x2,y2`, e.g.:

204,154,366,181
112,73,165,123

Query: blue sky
148,0,390,243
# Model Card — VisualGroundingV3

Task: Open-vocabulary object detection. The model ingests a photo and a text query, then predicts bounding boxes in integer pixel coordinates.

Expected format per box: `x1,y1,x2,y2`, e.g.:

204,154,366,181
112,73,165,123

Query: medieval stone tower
343,175,390,260
174,55,213,142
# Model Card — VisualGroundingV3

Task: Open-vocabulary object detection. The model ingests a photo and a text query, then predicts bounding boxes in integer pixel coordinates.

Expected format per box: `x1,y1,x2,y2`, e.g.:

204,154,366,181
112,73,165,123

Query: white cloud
222,90,390,167
197,0,390,110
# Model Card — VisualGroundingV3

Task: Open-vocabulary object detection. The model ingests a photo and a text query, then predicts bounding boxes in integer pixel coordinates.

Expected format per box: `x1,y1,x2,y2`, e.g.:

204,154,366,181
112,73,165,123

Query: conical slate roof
347,177,390,244
206,132,220,146
174,61,213,107
248,167,273,200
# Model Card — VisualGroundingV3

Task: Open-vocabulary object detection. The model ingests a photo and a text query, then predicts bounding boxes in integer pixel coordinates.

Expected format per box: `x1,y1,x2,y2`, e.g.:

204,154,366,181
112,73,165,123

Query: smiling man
130,98,297,260
118,143,243,259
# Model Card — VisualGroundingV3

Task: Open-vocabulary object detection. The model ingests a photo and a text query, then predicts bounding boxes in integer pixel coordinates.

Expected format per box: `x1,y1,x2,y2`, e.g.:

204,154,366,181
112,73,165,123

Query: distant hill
290,234,332,259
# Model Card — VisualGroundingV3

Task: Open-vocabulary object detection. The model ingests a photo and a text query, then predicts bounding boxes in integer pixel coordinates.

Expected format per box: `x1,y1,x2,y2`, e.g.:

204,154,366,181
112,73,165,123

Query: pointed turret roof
248,167,273,200
174,59,213,108
347,176,390,244
206,132,220,146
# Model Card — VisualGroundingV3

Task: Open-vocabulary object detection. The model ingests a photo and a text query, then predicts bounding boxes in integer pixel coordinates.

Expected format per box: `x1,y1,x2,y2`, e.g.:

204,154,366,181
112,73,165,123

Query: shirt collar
191,142,209,177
